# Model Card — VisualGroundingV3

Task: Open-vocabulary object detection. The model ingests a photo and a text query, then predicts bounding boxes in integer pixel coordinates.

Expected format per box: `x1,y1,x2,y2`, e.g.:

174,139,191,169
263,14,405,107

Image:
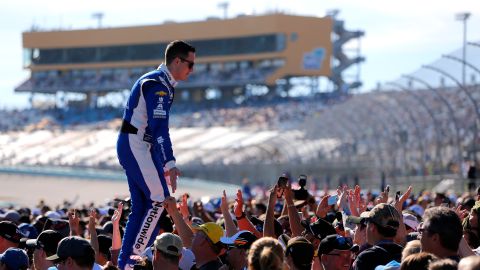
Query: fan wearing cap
163,196,224,270
0,221,23,253
152,233,183,270
46,236,95,270
26,230,63,270
402,212,419,233
191,222,225,270
0,248,29,270
318,234,355,270
0,210,21,224
346,211,370,251
220,230,257,270
352,203,403,270
285,236,314,270
19,223,38,240
300,217,337,251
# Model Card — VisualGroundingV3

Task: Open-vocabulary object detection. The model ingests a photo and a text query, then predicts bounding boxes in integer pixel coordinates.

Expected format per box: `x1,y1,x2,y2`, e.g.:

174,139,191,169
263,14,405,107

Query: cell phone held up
276,176,288,198
277,176,288,189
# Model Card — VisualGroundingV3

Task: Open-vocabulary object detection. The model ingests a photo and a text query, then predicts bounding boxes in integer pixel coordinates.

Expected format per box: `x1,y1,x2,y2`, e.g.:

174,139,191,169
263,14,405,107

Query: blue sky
1,0,479,109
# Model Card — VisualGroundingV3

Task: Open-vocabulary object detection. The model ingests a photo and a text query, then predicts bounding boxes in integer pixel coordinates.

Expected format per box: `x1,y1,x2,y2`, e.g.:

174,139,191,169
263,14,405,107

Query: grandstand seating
0,126,338,169
306,85,480,175
1,85,480,177
16,65,280,93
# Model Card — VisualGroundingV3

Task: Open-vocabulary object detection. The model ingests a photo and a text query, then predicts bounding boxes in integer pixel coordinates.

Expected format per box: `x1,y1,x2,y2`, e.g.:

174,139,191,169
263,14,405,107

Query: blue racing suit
116,64,177,269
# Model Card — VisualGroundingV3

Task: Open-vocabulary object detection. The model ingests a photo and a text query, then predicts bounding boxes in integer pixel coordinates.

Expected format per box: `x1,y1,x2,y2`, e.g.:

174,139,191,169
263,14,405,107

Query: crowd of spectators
306,86,480,175
15,66,278,93
3,85,480,175
0,98,326,132
2,175,480,270
172,99,326,130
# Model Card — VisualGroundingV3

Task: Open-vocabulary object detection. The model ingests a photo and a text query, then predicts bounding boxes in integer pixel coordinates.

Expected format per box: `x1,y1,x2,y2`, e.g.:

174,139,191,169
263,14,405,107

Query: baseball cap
0,210,21,223
0,248,29,269
97,221,113,235
0,221,23,243
301,218,336,240
43,218,70,237
346,211,370,226
285,237,314,268
191,216,204,226
408,205,425,217
366,203,401,229
26,230,63,256
19,223,38,239
44,211,62,220
220,230,258,250
153,233,183,256
402,213,419,231
192,222,224,244
317,234,354,255
46,236,95,261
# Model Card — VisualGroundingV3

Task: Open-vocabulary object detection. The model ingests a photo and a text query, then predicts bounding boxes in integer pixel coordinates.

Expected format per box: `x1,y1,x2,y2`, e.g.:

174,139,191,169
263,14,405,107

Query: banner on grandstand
302,48,326,70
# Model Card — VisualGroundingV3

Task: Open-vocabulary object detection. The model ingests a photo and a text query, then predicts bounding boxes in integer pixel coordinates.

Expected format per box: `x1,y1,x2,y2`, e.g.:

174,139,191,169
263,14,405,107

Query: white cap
403,213,420,231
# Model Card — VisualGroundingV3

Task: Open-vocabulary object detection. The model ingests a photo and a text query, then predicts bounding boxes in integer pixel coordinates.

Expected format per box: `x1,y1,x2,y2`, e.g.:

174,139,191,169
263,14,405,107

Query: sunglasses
179,57,194,69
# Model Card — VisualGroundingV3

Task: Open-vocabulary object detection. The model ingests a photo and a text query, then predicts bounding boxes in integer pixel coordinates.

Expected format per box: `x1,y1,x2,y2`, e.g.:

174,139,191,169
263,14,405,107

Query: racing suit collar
158,64,178,88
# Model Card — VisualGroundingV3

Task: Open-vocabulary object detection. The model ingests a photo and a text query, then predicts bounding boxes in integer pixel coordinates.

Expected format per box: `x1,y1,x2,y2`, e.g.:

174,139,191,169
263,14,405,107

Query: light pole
217,2,229,19
92,12,104,28
455,12,471,85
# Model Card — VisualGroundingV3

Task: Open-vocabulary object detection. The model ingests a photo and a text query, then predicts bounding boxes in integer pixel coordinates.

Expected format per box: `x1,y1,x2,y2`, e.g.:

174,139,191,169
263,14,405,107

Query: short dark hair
69,248,96,268
70,253,95,268
400,252,437,270
157,249,180,264
423,207,463,252
165,40,195,65
374,222,398,238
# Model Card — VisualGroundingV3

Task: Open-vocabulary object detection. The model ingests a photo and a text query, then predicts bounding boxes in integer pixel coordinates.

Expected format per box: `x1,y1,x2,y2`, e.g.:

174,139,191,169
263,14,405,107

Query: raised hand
375,186,389,205
179,194,190,219
88,208,97,233
112,202,123,227
394,186,412,212
336,185,348,210
111,202,124,252
348,189,359,217
316,194,331,219
220,190,229,213
68,209,80,236
234,189,244,218
88,208,100,255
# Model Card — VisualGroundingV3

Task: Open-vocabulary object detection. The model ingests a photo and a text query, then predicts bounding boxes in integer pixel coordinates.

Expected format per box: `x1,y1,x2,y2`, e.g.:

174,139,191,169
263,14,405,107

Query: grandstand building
16,13,363,107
